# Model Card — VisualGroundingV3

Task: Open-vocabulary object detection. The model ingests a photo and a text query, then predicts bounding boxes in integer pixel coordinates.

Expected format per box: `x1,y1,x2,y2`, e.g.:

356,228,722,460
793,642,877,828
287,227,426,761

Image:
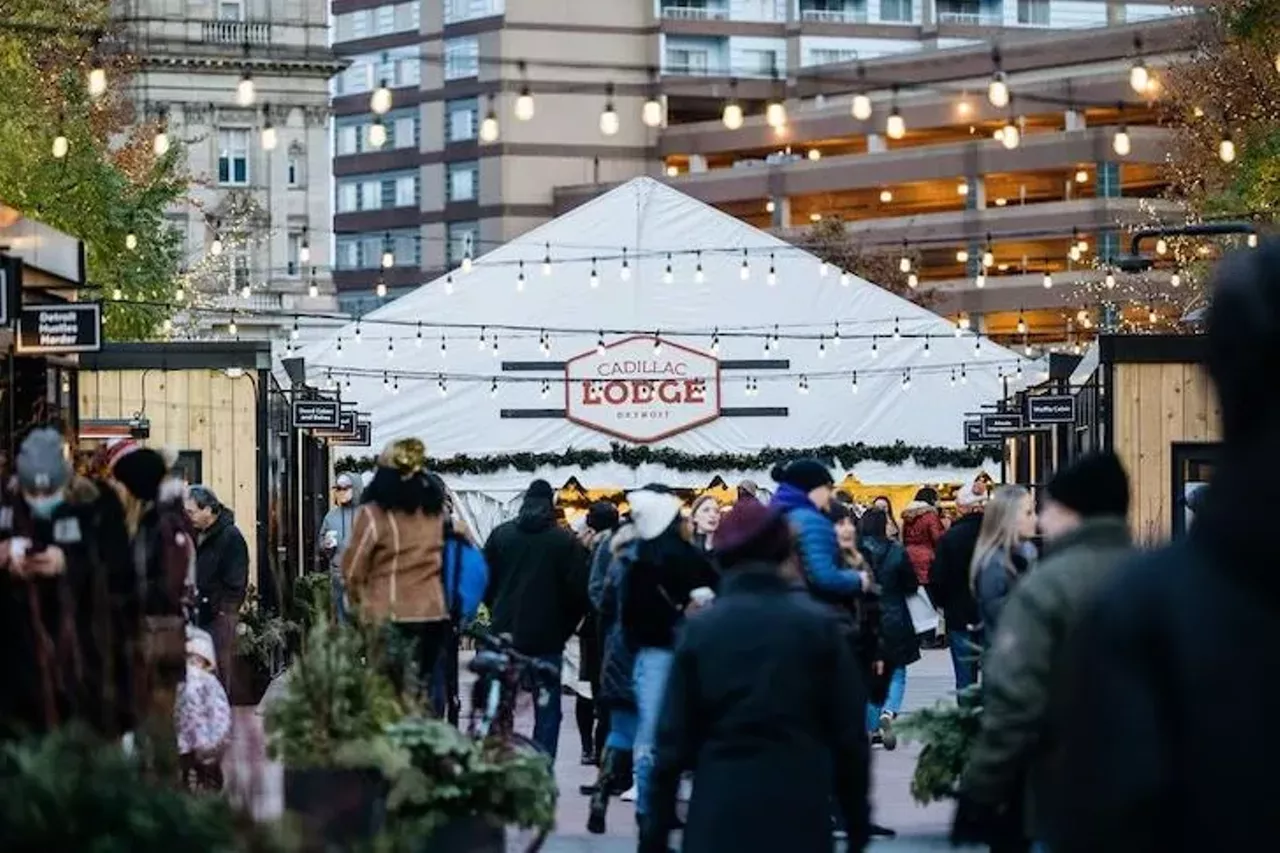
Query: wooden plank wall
1113,362,1222,543
79,369,259,587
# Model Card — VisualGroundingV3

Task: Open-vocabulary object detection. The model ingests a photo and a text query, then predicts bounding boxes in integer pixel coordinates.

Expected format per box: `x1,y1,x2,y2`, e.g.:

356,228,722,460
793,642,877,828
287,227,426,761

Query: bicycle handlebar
468,629,561,684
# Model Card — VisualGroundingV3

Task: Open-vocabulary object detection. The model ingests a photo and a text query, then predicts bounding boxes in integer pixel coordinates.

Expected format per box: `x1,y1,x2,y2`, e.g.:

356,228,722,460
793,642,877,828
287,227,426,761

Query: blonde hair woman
689,495,721,553
969,485,1038,645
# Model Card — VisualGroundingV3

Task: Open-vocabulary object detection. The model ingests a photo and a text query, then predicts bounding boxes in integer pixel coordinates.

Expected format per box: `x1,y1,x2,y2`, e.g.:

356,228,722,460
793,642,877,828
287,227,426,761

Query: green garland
334,441,996,476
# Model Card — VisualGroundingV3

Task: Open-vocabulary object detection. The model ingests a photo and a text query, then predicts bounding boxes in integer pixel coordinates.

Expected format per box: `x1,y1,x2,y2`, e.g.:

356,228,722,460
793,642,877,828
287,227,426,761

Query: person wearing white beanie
174,626,231,791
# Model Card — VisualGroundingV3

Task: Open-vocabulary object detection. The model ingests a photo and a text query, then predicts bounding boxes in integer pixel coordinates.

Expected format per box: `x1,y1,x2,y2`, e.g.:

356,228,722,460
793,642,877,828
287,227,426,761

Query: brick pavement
227,648,972,850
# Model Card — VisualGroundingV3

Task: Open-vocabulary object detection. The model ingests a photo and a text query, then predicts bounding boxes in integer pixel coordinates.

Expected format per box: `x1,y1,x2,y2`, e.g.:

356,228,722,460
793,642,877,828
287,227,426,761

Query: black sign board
0,255,22,326
980,412,1024,439
1026,394,1076,425
964,420,999,446
317,410,360,440
331,421,372,447
16,302,102,354
293,399,342,430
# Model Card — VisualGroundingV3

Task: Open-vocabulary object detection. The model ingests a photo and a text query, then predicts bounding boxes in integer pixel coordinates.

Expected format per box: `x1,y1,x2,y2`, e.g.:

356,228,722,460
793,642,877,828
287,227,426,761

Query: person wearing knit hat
641,499,871,853
176,626,232,791
586,501,620,536
768,458,867,604
956,451,1133,849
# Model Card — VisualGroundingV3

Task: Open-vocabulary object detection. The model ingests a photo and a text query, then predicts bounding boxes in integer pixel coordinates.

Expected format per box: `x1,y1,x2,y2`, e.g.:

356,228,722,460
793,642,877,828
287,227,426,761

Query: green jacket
961,517,1133,839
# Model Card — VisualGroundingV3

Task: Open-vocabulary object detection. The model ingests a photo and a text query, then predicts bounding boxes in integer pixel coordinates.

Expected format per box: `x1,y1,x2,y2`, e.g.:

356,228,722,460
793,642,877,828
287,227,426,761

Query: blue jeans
530,654,563,758
331,572,348,624
606,707,638,751
866,666,907,731
949,628,983,691
632,647,675,817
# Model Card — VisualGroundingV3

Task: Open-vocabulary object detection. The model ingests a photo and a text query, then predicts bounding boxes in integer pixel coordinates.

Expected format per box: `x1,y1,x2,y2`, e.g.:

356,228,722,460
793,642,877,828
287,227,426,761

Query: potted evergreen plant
264,621,404,848
896,684,984,804
232,586,298,706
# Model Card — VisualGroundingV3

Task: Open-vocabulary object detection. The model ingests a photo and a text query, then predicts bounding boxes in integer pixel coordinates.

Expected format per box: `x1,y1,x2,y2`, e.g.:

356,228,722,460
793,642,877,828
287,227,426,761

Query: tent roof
303,177,1017,467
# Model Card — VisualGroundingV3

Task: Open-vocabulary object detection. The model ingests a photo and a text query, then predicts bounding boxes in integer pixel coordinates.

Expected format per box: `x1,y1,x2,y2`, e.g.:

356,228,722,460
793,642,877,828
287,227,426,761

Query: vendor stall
307,179,1015,537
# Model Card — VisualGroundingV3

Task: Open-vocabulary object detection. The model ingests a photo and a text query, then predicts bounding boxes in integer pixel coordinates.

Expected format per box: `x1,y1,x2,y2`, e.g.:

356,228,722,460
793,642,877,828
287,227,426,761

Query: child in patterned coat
175,626,232,791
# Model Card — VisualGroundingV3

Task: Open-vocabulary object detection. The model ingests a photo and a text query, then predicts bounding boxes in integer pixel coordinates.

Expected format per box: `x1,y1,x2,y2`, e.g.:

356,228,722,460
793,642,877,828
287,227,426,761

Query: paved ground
227,648,968,851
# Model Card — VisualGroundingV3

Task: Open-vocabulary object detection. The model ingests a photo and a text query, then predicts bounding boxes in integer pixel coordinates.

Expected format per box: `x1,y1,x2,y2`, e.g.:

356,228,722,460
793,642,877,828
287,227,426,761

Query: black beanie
526,479,555,501
113,448,168,502
586,500,620,533
1045,452,1130,519
771,458,835,493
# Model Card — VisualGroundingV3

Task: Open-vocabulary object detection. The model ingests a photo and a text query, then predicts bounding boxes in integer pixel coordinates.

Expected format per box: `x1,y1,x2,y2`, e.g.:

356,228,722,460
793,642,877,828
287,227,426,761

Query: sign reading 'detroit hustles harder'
564,336,721,443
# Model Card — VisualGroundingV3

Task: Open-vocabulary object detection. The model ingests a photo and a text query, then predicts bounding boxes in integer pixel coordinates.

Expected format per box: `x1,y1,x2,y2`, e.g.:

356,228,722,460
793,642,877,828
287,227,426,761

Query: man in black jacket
483,479,589,757
1051,241,1280,853
641,500,869,853
184,484,249,684
929,481,986,690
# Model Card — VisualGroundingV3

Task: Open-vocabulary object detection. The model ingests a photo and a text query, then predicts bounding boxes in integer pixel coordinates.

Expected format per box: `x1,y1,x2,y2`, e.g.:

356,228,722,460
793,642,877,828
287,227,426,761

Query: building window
377,47,421,89
393,115,418,149
286,232,303,277
444,37,480,80
336,237,360,270
229,248,251,292
739,49,777,78
337,58,373,95
445,98,478,142
880,0,913,22
218,1,243,21
287,145,304,187
446,221,479,265
664,47,711,75
217,128,250,185
386,174,418,208
1016,0,1050,25
807,48,860,66
375,6,396,34
360,180,381,210
337,123,358,155
444,0,505,25
447,161,478,202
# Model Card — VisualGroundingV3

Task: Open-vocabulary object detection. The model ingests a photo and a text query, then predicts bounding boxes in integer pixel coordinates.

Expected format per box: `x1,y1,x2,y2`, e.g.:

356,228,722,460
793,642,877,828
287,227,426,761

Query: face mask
25,493,64,519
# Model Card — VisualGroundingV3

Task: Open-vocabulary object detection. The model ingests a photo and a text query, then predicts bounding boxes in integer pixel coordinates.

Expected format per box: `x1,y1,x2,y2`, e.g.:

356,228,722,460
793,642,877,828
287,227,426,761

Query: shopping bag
908,588,940,635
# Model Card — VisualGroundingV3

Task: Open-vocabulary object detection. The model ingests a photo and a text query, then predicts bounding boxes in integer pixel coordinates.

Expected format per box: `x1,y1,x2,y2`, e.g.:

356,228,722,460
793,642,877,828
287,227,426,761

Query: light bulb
368,120,387,149
1113,127,1131,156
229,320,238,336
112,286,122,300
983,249,995,268
1129,62,1149,94
370,80,392,115
236,72,255,107
694,261,704,283
210,237,223,256
153,129,170,156
1171,271,1182,287
1002,122,1020,149
125,233,137,251
956,249,970,263
642,97,663,128
975,273,986,288
1077,237,1088,253
176,286,185,302
599,104,620,136
262,123,277,151
807,148,821,161
1075,168,1089,184
886,109,906,140
1219,137,1236,163
299,242,311,264
376,280,388,297
851,93,872,121
515,87,535,121
766,100,787,128
88,67,107,98
767,266,777,286
988,73,1009,108
899,255,911,273
908,272,918,288
839,272,849,287
241,284,251,298
589,260,599,288
1069,245,1081,262
620,255,631,281
1156,237,1168,255
957,180,969,196
381,249,394,268
722,101,744,130
479,111,499,143
1043,271,1053,289
461,255,473,274
52,135,68,158
308,281,318,298
818,261,828,277
879,189,893,203
1248,233,1259,248
1105,270,1116,288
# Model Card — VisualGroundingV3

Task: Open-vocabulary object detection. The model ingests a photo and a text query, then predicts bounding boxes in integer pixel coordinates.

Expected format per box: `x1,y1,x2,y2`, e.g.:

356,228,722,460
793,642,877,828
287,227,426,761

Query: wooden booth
77,341,296,607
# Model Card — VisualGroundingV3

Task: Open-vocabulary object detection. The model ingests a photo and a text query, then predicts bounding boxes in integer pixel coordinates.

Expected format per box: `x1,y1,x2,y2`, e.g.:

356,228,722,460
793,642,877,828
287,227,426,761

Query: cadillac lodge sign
565,336,722,443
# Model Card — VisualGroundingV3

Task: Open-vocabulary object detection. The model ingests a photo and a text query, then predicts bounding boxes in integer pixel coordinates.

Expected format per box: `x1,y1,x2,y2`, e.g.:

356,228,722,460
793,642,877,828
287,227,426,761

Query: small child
175,626,232,791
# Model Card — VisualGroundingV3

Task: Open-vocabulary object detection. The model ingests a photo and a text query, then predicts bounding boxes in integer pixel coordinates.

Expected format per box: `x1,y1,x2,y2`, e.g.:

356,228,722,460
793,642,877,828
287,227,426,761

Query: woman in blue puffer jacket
768,459,871,604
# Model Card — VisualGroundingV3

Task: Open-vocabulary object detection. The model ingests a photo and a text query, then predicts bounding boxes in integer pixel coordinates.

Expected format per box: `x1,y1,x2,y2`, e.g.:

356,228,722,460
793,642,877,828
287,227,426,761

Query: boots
579,748,632,796
587,747,627,834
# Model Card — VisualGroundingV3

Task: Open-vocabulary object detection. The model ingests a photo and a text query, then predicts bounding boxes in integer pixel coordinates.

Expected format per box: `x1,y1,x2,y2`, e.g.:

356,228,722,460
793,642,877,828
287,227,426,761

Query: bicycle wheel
485,733,551,853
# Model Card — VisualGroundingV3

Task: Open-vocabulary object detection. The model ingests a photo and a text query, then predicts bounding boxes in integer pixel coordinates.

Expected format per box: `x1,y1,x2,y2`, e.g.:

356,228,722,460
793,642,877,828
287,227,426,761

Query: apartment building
330,0,1191,339
124,0,344,338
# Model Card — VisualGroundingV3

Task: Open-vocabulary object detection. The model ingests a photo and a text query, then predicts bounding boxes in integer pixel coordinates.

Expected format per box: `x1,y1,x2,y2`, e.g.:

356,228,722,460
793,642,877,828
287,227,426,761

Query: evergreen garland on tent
334,441,996,476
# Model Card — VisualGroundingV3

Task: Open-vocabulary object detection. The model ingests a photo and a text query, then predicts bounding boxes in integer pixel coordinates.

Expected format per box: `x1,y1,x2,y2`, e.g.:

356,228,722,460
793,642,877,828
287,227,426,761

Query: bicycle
465,629,561,853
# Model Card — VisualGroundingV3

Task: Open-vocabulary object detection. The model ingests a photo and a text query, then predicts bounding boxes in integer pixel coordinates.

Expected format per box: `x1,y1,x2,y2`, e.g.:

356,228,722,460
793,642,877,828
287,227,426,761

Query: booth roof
304,177,1015,462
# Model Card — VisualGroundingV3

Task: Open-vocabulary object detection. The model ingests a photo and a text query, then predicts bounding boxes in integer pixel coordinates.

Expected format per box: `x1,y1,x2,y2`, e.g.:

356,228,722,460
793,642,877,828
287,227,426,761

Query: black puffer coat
596,528,637,711
193,506,249,625
860,536,920,669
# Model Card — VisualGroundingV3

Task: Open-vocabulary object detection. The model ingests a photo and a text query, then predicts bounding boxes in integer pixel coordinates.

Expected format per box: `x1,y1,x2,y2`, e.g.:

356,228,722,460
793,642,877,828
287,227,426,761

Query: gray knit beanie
17,428,71,493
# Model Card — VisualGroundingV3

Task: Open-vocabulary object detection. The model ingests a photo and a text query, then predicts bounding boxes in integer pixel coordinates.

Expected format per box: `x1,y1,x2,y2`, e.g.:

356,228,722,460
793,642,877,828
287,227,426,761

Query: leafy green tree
0,1,186,340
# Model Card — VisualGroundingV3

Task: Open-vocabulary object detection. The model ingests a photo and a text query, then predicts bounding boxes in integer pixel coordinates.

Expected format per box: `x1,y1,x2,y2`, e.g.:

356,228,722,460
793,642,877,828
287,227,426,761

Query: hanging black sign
964,420,999,446
1025,394,1076,425
331,421,372,447
293,399,342,430
980,412,1023,439
0,255,22,326
15,302,102,353
316,410,360,440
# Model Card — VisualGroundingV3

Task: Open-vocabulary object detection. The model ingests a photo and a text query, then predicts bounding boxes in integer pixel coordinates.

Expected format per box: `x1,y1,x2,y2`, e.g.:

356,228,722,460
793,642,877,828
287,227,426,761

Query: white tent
303,178,1016,522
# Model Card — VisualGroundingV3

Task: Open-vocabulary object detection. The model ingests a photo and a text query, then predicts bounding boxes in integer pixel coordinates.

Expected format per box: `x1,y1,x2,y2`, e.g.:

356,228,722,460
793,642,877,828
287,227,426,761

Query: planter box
284,766,387,849
423,817,504,853
229,654,272,706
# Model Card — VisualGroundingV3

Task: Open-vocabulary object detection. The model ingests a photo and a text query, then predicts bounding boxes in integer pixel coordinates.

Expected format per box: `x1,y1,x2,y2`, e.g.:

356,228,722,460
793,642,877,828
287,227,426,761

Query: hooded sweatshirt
483,492,590,656
318,479,362,577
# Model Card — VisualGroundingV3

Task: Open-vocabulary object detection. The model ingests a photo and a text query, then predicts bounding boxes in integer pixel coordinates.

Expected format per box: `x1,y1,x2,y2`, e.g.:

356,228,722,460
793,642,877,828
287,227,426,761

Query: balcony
200,20,271,46
662,4,729,21
800,8,869,24
936,11,1003,26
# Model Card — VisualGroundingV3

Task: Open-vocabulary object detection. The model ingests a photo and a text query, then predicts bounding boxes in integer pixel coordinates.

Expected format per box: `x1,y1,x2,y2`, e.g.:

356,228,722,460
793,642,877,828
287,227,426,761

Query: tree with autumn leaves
0,1,186,339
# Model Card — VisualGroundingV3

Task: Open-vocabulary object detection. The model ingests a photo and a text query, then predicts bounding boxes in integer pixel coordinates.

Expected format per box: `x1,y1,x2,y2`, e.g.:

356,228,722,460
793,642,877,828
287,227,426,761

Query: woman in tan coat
342,438,449,698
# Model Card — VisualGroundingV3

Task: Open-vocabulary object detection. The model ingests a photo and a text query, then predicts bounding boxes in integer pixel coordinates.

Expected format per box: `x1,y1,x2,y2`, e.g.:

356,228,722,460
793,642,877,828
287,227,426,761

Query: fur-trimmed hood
901,500,937,520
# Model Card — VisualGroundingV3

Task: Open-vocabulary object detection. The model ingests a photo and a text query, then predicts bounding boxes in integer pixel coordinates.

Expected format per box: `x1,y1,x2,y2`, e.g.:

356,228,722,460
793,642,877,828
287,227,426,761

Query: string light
901,370,912,392
818,260,828,277
1113,122,1131,157
1155,237,1168,255
516,260,526,291
175,285,185,302
438,376,448,397
515,61,535,120
336,338,343,356
375,278,388,298
1170,269,1182,288
886,97,906,140
923,336,931,357
982,241,995,268
393,376,401,395
879,188,893,203
291,317,300,340
491,334,500,357
479,94,499,143
597,331,606,356
371,79,392,115
261,107,277,151
444,273,455,295
1247,233,1259,248
355,320,363,343
236,70,255,107
798,375,810,395
851,371,859,394
957,179,969,196
642,90,664,128
1043,270,1053,289
383,373,391,392
817,335,826,358
739,249,750,280
386,337,395,359
125,232,138,251
663,253,674,284
599,83,620,136
975,272,986,288
490,378,499,397
540,379,550,399
620,248,631,281
52,133,68,159
1219,132,1236,163
461,247,474,273
907,272,918,288
228,319,238,336
710,328,720,354
839,271,850,287
153,118,171,157
540,329,551,355
1001,117,1020,150
112,286,122,300
440,332,447,357
871,335,879,358
1129,38,1149,93
414,322,423,347
88,65,107,98
589,257,599,288
368,117,387,149
308,268,319,298
542,243,552,276
722,88,744,130
988,52,1010,108
961,364,968,385
893,317,901,340
833,322,842,346
653,332,663,356
1105,269,1116,289
240,284,252,299
1075,168,1089,183
949,369,956,387
899,241,911,273
956,248,969,263
694,251,705,283
765,96,787,129
767,253,776,286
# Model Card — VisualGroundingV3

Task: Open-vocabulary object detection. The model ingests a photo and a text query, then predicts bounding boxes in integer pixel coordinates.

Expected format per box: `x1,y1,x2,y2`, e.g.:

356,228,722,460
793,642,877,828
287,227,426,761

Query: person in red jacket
901,487,945,585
